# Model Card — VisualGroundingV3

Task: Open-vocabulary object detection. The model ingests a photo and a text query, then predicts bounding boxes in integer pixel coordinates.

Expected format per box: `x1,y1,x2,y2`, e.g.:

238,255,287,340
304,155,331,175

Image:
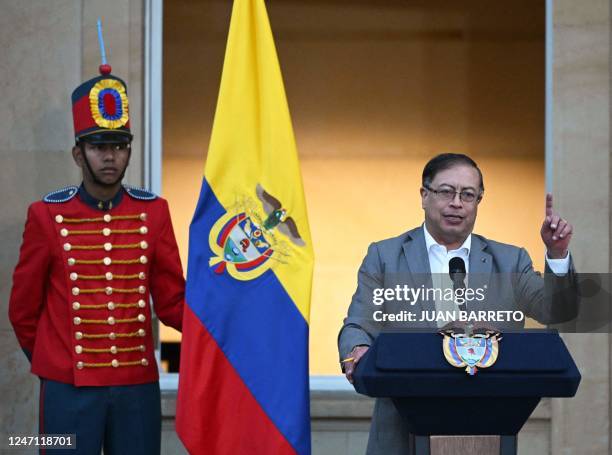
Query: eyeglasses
424,185,481,203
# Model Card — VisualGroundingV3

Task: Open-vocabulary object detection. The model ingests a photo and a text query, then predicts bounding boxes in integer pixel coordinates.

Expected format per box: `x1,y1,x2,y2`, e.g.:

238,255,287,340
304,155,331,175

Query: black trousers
38,379,161,455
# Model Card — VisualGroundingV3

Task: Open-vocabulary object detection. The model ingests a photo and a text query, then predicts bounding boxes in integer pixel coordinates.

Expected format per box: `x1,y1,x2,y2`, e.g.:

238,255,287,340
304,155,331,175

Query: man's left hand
541,193,573,259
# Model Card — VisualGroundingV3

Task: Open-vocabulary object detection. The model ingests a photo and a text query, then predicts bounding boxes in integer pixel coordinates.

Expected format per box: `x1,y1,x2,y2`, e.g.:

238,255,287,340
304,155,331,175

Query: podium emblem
441,325,501,375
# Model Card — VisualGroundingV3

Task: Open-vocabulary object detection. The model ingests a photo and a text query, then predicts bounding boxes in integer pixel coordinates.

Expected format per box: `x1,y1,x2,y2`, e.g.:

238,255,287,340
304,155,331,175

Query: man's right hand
344,346,369,384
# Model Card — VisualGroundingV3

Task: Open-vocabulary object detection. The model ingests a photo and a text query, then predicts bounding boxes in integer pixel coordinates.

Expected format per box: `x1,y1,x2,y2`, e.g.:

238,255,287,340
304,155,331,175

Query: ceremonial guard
8,26,184,454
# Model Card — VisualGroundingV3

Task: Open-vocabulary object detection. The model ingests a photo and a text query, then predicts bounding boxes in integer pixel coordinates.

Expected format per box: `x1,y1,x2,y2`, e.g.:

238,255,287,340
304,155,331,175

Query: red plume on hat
72,19,132,144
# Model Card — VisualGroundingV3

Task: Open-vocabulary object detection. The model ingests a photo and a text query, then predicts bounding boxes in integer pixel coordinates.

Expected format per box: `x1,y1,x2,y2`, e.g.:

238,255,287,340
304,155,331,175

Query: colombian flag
176,0,314,454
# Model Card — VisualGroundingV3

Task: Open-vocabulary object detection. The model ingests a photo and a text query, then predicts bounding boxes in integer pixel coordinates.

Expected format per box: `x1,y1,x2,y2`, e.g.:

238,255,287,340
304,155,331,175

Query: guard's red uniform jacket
9,185,184,387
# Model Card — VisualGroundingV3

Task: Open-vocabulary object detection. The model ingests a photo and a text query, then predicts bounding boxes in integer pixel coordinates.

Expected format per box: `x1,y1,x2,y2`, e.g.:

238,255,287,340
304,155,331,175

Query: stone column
0,1,81,443
551,0,610,453
0,0,145,444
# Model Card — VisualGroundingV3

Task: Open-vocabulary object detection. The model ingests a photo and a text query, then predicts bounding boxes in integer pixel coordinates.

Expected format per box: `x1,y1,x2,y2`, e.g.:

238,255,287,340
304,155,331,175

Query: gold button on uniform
140,256,148,264
77,361,84,370
140,226,148,234
138,286,146,294
75,345,83,354
138,314,146,322
105,287,113,295
110,346,118,354
139,345,146,352
141,358,148,366
138,299,146,308
139,272,146,280
72,302,80,310
73,317,81,325
103,257,112,266
140,241,148,250
60,228,68,237
72,287,80,296
107,302,115,310
63,243,71,251
104,214,112,223
109,332,116,340
108,316,115,325
55,215,64,223
138,329,145,337
111,359,119,368
68,258,76,266
104,243,112,251
105,272,113,281
140,213,147,221
70,273,78,281
103,228,111,236
75,332,83,340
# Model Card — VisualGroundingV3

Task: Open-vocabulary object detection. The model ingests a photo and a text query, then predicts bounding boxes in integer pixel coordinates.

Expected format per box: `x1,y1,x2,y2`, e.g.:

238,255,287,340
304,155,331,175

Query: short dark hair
422,153,484,192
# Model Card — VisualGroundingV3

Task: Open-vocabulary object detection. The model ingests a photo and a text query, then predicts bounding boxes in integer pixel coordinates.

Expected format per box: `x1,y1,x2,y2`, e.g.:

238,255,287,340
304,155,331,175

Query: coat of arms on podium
440,323,502,375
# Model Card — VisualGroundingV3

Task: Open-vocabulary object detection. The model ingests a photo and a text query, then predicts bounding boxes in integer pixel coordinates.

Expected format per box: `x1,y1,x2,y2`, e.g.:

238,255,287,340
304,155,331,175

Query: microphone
448,257,466,298
449,257,467,311
449,257,466,287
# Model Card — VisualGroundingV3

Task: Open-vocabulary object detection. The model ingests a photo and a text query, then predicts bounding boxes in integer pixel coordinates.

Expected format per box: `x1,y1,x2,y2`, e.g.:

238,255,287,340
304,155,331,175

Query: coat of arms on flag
209,184,306,281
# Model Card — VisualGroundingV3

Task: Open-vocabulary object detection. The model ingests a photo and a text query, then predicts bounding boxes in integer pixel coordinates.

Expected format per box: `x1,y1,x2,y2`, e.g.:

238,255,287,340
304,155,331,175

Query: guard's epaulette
43,186,79,203
124,185,158,201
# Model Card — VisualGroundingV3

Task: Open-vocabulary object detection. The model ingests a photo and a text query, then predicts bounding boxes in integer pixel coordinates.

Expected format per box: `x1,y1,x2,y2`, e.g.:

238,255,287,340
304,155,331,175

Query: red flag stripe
176,305,297,455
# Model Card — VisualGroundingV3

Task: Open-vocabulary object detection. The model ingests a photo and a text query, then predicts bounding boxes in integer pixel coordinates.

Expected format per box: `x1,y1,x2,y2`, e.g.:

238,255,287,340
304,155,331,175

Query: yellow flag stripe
204,0,314,322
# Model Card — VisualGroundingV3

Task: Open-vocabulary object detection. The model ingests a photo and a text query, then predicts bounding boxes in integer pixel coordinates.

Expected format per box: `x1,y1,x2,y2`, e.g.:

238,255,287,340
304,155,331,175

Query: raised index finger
546,193,553,217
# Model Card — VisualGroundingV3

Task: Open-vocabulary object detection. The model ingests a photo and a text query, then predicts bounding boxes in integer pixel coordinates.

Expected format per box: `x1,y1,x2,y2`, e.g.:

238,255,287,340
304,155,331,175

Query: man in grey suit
338,153,579,454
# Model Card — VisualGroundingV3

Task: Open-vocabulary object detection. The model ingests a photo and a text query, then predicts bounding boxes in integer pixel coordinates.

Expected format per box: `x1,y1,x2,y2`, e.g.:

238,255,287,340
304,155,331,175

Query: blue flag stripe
185,178,311,455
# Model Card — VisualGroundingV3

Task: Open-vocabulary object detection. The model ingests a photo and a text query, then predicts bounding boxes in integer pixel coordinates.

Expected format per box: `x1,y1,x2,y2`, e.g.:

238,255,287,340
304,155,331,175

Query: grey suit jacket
338,226,579,454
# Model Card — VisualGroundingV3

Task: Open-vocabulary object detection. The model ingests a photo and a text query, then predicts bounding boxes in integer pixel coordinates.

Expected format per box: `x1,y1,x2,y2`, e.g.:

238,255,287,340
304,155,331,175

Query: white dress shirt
422,224,570,326
423,225,470,323
422,224,570,277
